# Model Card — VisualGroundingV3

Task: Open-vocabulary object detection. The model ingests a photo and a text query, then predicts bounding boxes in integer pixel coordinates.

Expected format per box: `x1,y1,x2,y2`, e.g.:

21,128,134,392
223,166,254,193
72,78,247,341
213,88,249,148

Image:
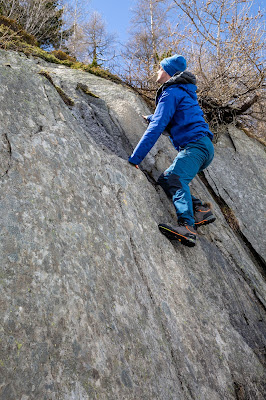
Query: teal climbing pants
157,135,214,226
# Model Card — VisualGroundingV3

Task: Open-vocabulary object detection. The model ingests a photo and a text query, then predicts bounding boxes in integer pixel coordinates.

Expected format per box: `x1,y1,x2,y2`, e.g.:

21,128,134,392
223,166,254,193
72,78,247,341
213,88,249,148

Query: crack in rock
0,132,12,178
227,128,237,153
200,171,266,279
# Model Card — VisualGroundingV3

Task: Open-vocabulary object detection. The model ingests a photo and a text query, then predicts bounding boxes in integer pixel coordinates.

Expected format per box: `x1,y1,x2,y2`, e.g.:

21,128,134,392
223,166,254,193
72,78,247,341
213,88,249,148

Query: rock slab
0,50,265,400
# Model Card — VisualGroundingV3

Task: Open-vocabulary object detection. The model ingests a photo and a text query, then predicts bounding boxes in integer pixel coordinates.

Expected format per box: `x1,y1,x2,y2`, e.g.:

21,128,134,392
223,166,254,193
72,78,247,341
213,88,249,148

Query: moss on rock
39,70,74,107
76,83,99,98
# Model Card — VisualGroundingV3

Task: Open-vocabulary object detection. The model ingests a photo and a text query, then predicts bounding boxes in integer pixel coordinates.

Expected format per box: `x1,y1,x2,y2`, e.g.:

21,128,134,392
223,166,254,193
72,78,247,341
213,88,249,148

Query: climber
128,54,215,247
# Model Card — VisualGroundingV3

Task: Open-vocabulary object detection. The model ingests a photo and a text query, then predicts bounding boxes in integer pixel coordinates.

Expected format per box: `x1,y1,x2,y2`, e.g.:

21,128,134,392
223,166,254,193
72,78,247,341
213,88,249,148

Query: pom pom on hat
160,54,186,76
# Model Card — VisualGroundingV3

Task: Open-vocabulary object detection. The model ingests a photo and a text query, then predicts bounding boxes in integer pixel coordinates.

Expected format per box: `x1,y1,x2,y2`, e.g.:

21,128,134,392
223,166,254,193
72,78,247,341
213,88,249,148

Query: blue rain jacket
128,71,213,165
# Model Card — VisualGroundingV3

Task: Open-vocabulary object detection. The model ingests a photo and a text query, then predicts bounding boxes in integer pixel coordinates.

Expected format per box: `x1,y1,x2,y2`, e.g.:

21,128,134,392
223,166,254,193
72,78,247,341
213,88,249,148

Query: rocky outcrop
205,125,266,262
0,50,265,400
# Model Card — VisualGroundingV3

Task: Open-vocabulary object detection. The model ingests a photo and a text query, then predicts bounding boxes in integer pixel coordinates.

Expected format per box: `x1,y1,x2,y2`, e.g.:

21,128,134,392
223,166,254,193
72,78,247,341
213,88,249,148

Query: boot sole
158,224,196,247
195,215,216,228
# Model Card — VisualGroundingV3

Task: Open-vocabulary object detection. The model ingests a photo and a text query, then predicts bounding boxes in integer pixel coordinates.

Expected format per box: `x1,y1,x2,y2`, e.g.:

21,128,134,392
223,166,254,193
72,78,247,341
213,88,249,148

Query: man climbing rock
128,54,215,247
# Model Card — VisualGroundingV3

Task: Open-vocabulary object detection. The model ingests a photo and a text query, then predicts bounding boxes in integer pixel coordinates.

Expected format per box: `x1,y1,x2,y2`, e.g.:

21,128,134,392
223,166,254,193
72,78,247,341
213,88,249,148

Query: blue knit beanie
160,54,186,76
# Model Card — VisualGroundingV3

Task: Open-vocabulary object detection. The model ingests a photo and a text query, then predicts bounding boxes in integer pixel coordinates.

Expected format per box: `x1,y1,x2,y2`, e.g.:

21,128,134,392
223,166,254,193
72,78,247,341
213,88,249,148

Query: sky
88,0,134,44
81,0,265,46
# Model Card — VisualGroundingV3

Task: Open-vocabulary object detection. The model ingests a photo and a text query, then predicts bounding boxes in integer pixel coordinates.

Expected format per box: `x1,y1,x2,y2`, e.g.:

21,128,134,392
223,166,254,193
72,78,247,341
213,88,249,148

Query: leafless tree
172,0,266,133
82,11,116,66
122,0,181,91
60,3,116,67
60,0,89,56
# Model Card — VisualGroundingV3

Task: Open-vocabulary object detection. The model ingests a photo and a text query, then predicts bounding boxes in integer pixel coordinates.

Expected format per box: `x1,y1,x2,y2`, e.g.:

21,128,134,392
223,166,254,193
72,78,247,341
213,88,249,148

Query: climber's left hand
128,162,139,169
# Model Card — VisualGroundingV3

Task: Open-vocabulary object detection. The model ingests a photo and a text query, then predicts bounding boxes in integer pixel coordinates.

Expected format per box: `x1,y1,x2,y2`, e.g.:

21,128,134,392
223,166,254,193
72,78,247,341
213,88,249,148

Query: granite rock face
205,125,266,262
0,50,265,400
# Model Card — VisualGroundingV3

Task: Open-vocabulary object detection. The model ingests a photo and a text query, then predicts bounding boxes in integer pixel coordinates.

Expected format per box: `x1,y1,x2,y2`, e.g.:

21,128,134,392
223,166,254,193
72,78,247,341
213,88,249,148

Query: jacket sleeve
128,88,179,165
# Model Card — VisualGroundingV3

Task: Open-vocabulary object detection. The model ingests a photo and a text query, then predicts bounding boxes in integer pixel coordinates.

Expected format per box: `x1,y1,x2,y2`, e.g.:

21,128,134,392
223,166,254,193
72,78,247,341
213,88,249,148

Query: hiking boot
158,222,197,247
194,204,216,227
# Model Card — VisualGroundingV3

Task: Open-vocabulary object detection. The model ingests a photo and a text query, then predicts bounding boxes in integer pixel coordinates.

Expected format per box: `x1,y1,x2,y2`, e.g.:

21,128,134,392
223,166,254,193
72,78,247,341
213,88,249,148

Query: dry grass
221,205,240,232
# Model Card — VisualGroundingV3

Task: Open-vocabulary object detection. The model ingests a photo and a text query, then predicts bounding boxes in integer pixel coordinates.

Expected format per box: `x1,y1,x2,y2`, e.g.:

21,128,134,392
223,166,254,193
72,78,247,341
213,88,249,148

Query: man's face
156,66,171,84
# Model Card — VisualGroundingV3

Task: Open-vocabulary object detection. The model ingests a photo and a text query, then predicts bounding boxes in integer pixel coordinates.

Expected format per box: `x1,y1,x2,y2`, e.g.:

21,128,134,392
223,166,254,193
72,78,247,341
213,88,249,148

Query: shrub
51,50,76,63
0,15,37,46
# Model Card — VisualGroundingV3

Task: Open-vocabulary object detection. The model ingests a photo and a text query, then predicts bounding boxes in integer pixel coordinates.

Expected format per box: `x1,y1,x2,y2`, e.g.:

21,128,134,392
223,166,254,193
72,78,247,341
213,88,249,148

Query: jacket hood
165,71,196,86
156,71,197,103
